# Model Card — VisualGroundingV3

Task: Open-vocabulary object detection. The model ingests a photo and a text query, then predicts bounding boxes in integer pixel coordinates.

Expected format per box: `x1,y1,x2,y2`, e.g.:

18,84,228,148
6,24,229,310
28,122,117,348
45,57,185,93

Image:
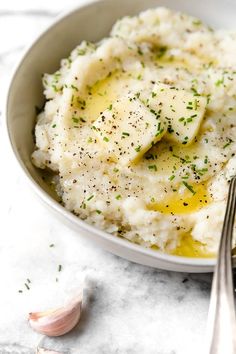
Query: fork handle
206,177,236,354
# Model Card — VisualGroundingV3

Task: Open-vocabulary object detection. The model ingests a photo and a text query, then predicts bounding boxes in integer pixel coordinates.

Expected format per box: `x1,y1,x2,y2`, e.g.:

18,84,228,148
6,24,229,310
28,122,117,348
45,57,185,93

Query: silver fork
206,176,236,354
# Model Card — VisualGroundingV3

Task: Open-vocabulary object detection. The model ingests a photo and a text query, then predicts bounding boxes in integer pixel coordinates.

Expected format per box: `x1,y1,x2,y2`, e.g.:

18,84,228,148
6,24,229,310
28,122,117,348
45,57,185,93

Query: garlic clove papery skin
29,294,82,337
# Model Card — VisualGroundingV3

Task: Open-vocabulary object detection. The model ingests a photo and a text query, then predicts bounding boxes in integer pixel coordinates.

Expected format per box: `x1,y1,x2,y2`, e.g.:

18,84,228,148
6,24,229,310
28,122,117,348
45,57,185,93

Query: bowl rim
5,0,216,272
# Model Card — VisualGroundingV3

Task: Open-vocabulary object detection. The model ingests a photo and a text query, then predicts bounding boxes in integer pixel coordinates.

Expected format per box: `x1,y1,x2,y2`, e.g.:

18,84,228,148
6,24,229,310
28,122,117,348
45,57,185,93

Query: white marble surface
0,2,213,353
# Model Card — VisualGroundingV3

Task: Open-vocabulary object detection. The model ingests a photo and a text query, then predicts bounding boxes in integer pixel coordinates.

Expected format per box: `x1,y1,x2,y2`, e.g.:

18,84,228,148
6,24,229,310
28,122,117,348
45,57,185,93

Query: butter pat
142,83,207,145
93,96,167,166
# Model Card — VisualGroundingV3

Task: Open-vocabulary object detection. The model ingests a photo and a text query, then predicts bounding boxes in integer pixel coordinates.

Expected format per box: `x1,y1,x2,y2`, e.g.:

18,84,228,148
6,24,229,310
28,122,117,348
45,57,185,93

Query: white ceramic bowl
6,0,236,272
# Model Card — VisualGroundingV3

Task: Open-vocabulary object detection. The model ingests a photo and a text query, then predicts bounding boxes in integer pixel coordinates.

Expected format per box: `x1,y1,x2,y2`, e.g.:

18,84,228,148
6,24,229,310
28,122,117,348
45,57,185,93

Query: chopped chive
191,87,200,96
135,145,141,152
197,168,208,175
24,283,30,290
148,165,157,171
223,143,232,149
103,137,109,142
71,84,78,91
72,117,79,123
223,138,233,149
87,195,94,201
169,175,175,181
81,202,86,209
52,84,60,92
150,108,157,115
156,128,164,136
182,181,196,195
215,79,224,87
206,94,211,104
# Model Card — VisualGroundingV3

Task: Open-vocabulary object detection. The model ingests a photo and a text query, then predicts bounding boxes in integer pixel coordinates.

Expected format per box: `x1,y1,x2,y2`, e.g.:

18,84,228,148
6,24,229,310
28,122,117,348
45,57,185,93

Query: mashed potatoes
32,7,236,256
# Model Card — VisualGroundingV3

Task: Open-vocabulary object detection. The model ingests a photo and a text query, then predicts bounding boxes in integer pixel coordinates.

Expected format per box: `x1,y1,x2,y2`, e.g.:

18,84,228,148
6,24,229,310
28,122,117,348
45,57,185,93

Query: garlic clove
37,348,63,354
29,293,82,337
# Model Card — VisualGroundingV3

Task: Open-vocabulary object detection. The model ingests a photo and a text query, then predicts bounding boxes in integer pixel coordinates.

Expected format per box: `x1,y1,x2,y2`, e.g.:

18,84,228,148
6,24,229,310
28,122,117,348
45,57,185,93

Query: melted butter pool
147,183,210,214
148,183,213,257
171,233,215,258
151,233,215,258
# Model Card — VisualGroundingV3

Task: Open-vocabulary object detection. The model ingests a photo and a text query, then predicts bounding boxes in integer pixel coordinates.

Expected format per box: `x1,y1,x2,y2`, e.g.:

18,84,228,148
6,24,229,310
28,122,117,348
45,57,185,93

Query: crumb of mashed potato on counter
32,7,236,257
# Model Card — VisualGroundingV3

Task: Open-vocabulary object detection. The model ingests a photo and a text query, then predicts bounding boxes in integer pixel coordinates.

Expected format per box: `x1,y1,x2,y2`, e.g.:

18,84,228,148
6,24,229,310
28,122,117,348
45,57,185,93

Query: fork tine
206,176,236,354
